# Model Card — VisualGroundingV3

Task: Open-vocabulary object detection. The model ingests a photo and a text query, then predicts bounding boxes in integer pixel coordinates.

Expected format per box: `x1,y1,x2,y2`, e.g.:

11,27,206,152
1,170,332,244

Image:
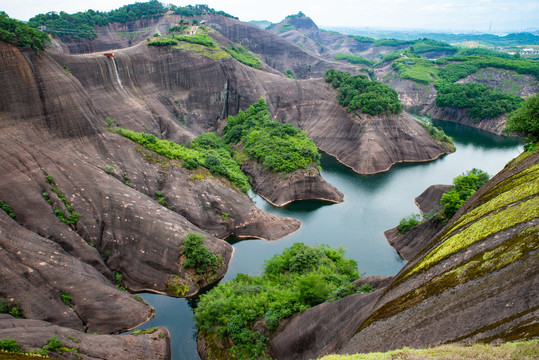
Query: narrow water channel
134,120,521,360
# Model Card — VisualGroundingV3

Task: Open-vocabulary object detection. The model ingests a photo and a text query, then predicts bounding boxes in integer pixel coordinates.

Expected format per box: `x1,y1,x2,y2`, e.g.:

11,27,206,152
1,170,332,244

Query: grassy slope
319,339,538,360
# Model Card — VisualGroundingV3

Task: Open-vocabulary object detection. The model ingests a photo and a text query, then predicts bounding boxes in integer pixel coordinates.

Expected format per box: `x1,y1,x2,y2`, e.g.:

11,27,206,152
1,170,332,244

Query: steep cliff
270,148,538,359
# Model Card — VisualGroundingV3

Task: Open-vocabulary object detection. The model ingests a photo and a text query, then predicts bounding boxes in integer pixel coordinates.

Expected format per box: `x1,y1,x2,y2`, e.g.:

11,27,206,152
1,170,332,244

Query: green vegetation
397,214,421,234
115,273,126,291
181,232,220,275
223,99,320,173
223,45,263,69
0,12,49,54
437,55,539,83
280,24,296,33
440,168,490,218
348,35,375,44
391,57,438,84
319,339,539,360
0,200,15,218
194,243,359,359
132,327,158,335
147,37,178,47
60,291,73,308
415,115,455,151
373,38,414,47
44,174,81,228
284,69,295,79
286,12,306,18
112,127,250,192
189,132,250,192
505,94,539,148
334,53,374,67
435,82,523,120
0,336,67,357
325,69,403,116
409,39,457,55
0,298,23,318
171,4,236,19
166,274,189,296
29,0,166,40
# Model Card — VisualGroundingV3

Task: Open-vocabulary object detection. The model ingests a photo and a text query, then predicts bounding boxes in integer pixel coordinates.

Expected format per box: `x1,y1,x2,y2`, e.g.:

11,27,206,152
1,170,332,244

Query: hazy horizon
2,0,538,34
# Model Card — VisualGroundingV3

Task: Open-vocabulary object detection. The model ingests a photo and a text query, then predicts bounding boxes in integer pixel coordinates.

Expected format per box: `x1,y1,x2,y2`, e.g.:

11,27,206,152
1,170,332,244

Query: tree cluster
223,99,321,173
435,82,523,120
0,12,49,53
326,69,403,115
194,243,361,359
440,168,490,218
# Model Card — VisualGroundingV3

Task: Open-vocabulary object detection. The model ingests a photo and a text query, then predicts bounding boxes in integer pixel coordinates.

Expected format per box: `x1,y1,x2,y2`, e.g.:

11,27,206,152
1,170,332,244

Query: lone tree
505,94,539,149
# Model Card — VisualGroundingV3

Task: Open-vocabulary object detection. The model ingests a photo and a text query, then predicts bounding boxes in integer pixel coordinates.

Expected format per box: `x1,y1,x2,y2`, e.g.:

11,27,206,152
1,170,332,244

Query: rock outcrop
0,314,170,360
270,149,539,359
241,160,343,207
384,184,451,261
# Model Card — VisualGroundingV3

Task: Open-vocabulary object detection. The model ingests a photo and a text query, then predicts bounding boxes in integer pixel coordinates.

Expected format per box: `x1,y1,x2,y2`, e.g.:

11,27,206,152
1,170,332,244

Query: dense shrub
223,99,320,173
223,45,263,69
440,168,490,218
0,298,23,318
194,243,359,358
0,11,49,53
325,69,403,115
181,232,219,275
505,94,539,145
374,38,414,47
148,37,178,46
29,0,166,40
397,213,421,233
435,82,523,120
348,35,375,43
112,127,250,192
334,53,374,66
0,200,15,218
409,39,457,55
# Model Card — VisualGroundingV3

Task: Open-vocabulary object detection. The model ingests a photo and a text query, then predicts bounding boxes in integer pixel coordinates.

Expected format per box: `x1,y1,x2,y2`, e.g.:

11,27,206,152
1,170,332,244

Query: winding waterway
134,119,521,360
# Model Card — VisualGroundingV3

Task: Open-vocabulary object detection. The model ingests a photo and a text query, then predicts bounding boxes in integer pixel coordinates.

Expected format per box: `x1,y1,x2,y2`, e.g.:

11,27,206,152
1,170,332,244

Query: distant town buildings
520,48,539,55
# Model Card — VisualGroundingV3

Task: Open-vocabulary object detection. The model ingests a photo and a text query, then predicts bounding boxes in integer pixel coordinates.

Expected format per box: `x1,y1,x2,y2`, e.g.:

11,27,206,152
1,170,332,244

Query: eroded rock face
0,40,298,353
241,161,344,207
0,314,170,360
269,151,539,359
425,103,508,135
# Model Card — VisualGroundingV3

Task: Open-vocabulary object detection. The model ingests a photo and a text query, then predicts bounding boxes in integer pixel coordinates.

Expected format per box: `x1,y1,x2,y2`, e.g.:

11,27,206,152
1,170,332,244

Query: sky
2,0,538,33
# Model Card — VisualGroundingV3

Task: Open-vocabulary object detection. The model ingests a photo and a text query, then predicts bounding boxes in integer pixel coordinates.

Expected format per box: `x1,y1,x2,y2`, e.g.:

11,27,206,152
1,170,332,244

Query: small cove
134,119,521,360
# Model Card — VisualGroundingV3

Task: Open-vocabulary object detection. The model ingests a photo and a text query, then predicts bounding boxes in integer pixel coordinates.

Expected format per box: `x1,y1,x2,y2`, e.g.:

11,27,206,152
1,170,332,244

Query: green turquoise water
135,120,521,359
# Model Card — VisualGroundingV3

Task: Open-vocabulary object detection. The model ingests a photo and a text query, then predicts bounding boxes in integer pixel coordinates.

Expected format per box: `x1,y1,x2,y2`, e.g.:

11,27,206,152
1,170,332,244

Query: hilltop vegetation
28,1,235,40
223,99,320,173
326,70,403,116
0,12,49,53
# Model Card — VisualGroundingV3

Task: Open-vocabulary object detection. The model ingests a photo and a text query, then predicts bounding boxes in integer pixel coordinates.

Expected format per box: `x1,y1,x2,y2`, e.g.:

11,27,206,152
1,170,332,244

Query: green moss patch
318,339,539,360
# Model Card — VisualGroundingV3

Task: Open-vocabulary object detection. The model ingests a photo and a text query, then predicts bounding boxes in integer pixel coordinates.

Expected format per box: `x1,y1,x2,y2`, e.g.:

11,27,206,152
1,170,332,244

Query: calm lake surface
134,119,521,360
